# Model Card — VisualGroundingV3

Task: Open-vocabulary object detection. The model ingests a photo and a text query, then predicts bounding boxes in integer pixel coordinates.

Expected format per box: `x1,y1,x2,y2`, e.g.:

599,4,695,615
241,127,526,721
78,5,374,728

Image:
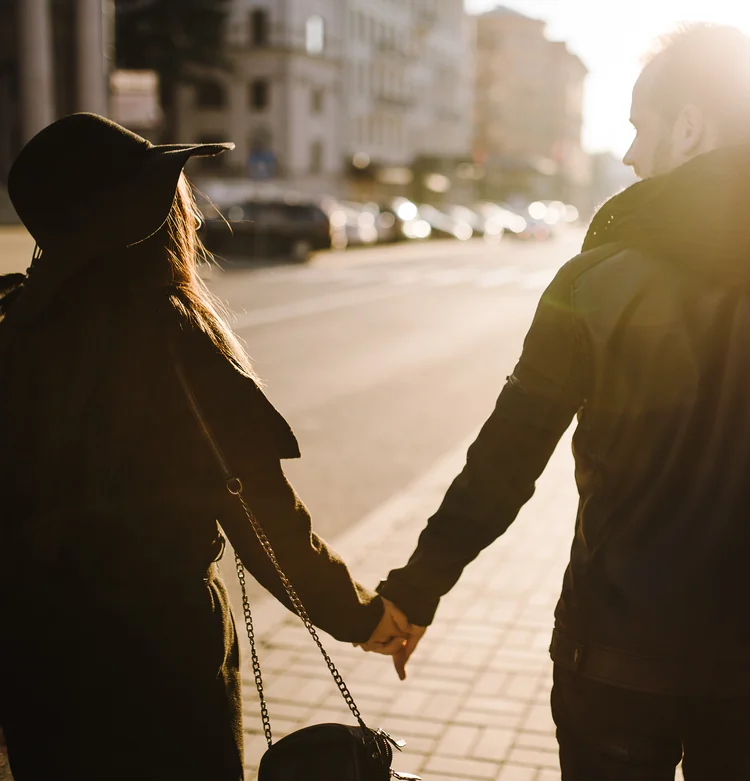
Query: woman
0,114,404,780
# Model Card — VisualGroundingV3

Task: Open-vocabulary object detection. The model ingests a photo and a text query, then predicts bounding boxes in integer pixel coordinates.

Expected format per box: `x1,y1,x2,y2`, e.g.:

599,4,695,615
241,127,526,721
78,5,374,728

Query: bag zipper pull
377,729,406,751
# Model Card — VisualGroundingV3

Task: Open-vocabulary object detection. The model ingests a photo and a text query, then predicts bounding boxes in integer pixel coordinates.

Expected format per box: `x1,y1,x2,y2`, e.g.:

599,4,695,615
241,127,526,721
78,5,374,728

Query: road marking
231,285,413,329
522,270,557,290
422,268,482,287
477,267,522,288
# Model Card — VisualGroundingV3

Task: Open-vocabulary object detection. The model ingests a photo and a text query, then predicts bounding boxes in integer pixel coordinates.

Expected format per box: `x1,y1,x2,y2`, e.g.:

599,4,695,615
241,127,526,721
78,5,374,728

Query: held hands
355,598,427,680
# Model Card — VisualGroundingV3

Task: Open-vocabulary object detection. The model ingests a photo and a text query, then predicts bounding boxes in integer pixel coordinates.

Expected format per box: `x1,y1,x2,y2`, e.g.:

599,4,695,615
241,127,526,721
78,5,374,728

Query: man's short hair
644,23,750,143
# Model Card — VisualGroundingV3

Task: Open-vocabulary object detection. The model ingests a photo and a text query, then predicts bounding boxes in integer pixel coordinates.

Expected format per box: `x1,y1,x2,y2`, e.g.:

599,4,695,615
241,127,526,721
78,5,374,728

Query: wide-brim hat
5,112,234,324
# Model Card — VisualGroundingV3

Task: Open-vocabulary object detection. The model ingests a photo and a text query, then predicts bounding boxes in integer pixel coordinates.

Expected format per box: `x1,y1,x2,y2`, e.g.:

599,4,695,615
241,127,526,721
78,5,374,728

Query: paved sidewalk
236,429,680,781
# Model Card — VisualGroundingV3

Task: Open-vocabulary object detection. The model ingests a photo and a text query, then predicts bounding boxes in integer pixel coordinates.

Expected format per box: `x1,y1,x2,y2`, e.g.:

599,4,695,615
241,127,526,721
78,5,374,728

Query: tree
114,0,230,138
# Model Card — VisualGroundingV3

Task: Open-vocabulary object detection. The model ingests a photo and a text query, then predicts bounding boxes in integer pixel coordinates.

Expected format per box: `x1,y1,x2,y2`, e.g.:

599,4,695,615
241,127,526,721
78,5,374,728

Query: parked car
418,204,473,241
446,204,505,244
377,198,432,242
202,199,331,260
474,202,529,240
323,200,380,249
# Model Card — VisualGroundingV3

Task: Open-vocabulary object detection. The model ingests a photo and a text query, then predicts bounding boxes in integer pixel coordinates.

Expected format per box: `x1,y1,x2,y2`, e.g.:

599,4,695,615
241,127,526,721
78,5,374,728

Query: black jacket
0,305,382,780
379,146,750,695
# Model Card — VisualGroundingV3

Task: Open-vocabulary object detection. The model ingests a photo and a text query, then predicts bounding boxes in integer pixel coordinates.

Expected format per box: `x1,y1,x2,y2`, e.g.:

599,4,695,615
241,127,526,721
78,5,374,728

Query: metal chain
172,355,369,736
230,482,368,732
234,549,274,748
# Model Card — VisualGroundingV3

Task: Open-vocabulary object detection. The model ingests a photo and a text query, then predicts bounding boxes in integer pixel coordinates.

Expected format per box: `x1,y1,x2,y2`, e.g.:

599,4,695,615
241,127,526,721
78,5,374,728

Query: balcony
376,38,416,60
374,90,415,110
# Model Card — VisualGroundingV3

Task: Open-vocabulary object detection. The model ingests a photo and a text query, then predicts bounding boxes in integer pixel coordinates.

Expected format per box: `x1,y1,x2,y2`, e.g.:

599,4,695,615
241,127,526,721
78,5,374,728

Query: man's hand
391,616,427,681
354,598,411,655
354,598,428,680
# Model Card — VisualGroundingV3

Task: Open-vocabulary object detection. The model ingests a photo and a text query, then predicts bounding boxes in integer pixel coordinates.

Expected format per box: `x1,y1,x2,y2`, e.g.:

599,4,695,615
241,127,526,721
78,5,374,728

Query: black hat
4,112,234,324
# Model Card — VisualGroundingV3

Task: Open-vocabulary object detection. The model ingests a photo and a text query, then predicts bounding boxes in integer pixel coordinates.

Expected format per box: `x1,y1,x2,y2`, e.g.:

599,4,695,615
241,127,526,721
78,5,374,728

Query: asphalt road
206,229,586,545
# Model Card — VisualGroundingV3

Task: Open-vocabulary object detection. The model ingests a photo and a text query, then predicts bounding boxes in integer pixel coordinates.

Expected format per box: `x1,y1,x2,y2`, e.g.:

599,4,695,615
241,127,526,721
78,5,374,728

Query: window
309,140,323,174
250,79,270,111
194,81,226,109
250,9,269,47
310,88,324,115
305,15,325,55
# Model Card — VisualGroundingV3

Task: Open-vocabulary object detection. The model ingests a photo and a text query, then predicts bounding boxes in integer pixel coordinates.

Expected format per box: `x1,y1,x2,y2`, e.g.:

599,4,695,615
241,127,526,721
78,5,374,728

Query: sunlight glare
465,0,750,156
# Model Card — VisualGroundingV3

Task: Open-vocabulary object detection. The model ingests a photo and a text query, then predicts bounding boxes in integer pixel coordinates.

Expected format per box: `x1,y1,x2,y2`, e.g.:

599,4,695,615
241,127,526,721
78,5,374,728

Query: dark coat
379,145,750,696
0,313,383,780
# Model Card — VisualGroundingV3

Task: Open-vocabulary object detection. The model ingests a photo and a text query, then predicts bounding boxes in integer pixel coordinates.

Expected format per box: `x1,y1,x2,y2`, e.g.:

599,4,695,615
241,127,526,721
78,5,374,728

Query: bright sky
464,0,750,156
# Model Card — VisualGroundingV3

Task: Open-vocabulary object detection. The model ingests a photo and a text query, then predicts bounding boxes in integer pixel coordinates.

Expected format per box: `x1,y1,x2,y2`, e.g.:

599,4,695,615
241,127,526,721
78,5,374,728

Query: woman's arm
218,457,386,645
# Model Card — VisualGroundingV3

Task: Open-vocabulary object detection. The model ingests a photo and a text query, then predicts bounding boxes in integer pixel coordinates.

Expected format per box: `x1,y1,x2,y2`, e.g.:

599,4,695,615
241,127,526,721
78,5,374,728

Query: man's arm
377,264,589,627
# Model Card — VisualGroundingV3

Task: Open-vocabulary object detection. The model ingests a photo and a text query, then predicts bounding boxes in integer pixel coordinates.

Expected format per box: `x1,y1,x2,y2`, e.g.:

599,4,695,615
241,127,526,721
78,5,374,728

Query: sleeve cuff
376,580,440,627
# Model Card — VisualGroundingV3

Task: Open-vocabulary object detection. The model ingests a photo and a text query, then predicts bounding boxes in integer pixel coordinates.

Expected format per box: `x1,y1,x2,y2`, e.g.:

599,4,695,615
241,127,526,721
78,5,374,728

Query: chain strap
234,548,274,747
228,480,367,734
171,352,369,744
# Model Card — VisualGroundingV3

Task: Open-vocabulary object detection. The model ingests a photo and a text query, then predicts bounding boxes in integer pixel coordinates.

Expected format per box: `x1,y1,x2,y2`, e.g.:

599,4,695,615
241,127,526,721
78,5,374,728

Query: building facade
473,6,590,206
179,0,474,202
0,0,110,221
176,0,346,197
343,0,474,202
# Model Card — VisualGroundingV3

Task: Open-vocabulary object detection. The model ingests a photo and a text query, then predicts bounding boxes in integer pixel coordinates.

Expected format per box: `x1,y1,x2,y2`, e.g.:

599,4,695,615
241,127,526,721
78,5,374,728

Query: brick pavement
236,428,683,781
237,429,687,780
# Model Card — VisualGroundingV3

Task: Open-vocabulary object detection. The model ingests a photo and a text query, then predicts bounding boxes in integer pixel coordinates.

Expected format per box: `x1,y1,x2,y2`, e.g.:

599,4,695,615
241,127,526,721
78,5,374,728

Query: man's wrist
376,579,438,627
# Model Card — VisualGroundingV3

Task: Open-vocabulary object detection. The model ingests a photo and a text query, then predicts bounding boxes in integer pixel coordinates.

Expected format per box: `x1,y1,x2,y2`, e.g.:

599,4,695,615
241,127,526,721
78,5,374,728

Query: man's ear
675,103,709,157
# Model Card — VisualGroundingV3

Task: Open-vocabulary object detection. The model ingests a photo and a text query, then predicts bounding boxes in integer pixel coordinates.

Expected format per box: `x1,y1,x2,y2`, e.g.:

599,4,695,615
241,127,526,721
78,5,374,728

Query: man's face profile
623,62,678,180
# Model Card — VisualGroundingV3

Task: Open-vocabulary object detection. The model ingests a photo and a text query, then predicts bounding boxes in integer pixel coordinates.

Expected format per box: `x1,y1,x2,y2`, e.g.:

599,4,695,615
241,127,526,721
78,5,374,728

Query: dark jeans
551,664,750,780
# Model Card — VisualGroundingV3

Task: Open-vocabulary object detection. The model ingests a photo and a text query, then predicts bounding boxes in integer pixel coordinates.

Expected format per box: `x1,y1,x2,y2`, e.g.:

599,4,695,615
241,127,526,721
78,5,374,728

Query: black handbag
174,357,421,781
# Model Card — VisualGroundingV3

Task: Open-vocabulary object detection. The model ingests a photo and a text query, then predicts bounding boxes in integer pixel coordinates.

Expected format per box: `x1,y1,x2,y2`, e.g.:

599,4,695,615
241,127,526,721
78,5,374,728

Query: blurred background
5,0,750,537
3,0,749,608
0,0,644,248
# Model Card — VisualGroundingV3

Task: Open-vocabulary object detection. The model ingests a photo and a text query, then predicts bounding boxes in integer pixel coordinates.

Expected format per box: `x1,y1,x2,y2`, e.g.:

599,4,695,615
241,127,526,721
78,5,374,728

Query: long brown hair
0,174,252,564
163,175,254,379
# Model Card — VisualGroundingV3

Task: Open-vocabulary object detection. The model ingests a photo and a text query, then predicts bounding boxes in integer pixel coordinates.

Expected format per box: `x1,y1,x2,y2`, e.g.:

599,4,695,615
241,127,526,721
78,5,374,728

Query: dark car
202,199,332,261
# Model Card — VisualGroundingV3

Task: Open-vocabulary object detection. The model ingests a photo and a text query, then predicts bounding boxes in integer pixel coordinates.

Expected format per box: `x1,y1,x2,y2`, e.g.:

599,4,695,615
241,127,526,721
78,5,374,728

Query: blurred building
176,0,346,197
178,0,474,203
472,6,590,207
0,0,110,220
344,0,474,203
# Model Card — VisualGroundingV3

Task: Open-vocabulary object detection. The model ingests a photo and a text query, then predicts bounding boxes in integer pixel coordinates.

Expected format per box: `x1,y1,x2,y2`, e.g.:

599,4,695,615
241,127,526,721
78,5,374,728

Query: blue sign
248,149,277,180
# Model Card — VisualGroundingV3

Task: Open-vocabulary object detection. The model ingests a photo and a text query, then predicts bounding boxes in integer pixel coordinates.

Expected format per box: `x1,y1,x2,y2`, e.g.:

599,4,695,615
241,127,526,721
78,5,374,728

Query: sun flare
466,0,750,156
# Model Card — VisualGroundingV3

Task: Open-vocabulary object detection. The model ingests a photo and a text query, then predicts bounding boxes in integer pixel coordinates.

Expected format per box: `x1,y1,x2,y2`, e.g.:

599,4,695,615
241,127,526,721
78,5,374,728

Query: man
371,24,750,780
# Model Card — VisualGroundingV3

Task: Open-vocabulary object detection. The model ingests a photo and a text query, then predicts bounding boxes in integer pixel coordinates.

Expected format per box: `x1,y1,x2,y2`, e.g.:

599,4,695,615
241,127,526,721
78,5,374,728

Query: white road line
521,270,557,290
422,269,481,287
477,267,522,288
231,285,413,329
228,264,555,330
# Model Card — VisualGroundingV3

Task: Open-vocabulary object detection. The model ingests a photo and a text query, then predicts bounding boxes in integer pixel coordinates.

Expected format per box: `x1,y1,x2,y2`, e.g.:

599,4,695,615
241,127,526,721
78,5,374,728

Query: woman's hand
354,598,428,679
354,597,411,655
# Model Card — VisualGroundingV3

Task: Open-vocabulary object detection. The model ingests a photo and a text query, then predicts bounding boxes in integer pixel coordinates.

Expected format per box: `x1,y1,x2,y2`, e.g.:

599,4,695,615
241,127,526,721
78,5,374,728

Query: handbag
174,357,421,781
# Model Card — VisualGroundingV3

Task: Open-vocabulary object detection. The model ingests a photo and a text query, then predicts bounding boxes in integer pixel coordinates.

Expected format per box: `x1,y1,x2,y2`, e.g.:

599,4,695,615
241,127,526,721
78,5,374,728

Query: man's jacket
379,146,750,695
